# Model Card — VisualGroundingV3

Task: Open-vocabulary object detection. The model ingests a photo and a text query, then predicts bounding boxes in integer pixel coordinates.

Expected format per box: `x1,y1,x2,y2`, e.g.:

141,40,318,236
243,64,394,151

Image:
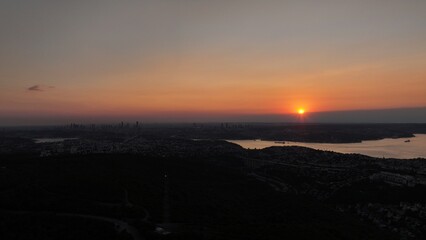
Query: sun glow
298,109,305,115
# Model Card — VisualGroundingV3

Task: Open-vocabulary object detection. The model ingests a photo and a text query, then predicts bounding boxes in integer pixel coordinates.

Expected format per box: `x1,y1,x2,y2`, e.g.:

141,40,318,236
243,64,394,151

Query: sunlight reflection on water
228,134,426,159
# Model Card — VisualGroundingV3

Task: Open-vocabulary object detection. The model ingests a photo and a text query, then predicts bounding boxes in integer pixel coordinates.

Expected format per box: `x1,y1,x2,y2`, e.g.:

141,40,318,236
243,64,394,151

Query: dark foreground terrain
1,124,426,239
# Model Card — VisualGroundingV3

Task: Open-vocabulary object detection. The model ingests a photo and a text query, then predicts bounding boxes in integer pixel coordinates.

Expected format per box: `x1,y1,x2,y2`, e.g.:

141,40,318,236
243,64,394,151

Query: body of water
34,138,78,143
227,134,426,159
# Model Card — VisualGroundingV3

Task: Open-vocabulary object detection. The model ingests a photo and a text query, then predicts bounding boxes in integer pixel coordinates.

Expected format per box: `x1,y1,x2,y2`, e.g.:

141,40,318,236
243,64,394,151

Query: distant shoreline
226,134,426,159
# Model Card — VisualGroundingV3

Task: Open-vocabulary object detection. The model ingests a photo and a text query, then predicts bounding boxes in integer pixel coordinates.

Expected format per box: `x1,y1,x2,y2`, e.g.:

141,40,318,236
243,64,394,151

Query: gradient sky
1,0,426,125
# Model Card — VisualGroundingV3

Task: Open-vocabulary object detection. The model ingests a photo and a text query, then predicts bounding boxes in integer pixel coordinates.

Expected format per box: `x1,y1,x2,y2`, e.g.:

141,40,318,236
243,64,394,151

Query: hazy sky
1,0,426,125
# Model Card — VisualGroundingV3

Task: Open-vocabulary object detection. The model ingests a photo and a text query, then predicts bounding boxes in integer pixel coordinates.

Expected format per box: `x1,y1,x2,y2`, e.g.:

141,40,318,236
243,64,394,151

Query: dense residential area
0,124,425,239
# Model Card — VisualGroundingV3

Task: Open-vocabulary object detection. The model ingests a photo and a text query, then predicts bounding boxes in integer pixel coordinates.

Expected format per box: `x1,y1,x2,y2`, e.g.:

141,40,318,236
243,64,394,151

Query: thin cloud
27,85,55,91
28,85,43,91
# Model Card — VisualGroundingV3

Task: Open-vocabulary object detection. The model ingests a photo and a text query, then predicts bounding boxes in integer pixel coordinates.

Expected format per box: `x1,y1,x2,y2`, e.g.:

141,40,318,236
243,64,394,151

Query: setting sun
298,109,305,115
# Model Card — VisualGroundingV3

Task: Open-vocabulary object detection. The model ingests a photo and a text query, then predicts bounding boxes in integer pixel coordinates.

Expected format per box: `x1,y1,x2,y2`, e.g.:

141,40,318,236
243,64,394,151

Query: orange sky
1,0,426,124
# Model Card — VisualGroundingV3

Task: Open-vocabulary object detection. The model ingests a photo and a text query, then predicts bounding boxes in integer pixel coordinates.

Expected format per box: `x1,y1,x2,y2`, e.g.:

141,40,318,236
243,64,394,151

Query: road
0,209,144,240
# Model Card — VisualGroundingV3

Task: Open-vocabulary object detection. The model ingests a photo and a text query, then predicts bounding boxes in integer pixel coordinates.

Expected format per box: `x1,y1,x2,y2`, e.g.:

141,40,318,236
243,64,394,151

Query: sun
298,108,305,115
